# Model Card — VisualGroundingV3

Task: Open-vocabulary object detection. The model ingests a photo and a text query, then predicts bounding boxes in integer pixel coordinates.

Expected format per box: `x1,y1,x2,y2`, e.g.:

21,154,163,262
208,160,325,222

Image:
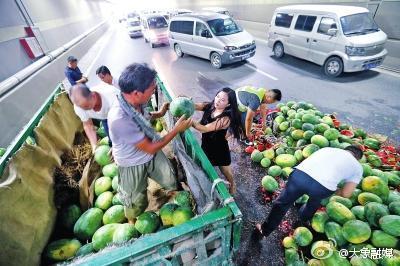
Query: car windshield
129,21,140,27
207,18,242,36
148,17,168,29
340,12,379,36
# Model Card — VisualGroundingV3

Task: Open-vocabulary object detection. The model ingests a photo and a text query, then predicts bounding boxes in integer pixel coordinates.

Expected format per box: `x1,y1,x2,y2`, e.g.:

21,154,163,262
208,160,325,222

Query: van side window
195,22,208,36
275,13,293,28
317,17,337,35
170,21,194,35
295,15,317,32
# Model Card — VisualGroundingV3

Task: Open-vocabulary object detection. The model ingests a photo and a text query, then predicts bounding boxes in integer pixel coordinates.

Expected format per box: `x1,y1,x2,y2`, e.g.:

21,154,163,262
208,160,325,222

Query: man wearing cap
64,56,88,86
235,86,282,141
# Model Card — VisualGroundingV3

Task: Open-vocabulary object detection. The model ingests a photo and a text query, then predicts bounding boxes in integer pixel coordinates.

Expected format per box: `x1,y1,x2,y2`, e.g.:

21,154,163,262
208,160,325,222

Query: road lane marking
245,64,278,80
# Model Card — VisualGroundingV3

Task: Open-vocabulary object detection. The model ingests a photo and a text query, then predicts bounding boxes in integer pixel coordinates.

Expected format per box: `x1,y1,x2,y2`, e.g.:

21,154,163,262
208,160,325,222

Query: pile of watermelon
244,101,400,265
44,134,195,262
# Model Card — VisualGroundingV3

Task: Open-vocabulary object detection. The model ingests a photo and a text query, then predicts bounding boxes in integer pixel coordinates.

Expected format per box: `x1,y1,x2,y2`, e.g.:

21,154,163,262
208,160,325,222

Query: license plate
363,62,380,70
242,54,251,60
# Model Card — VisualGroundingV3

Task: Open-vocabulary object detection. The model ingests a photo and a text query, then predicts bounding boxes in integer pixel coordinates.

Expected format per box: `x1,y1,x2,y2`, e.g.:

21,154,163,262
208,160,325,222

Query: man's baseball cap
67,56,78,62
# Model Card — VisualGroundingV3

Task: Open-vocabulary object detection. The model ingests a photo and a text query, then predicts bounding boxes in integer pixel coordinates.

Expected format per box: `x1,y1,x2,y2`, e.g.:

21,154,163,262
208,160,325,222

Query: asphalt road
80,23,400,265
86,23,400,143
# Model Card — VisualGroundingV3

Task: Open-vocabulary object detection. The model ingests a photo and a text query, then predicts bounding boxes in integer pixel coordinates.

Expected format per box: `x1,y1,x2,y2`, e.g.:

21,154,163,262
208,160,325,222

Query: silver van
169,12,256,68
268,5,388,77
141,14,169,48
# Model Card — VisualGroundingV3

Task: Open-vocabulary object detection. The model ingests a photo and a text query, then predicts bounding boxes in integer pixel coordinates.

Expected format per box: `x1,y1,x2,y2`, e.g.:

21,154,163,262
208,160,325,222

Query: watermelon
262,149,275,160
368,155,382,168
279,121,290,131
358,192,382,205
112,193,123,205
302,114,319,124
276,147,286,155
282,167,294,178
94,176,112,196
75,242,94,257
268,165,282,177
385,172,400,187
172,207,194,226
98,137,109,146
321,116,334,127
44,239,81,261
303,130,315,140
326,201,355,225
302,123,315,132
342,220,371,244
329,196,352,209
280,105,290,115
155,120,163,132
95,191,114,210
286,101,296,108
112,176,119,192
353,128,367,139
388,191,400,204
159,203,179,226
361,176,389,201
363,138,381,150
311,211,329,233
97,121,107,138
323,128,339,141
285,248,300,265
302,144,320,158
361,163,373,177
339,124,350,130
296,139,308,148
311,135,329,148
291,129,305,140
293,227,313,246
321,250,351,266
261,175,279,192
324,221,348,247
94,145,112,166
25,136,36,145
310,240,334,260
329,139,341,148
92,223,119,251
112,223,139,243
282,236,298,249
102,163,118,178
60,204,81,231
174,191,192,207
275,154,297,168
389,201,400,215
350,257,376,266
169,96,195,118
74,208,104,241
275,115,285,124
260,158,271,168
371,169,388,184
294,150,304,162
291,119,303,129
349,189,362,206
364,202,389,227
135,211,160,234
296,194,309,205
379,215,400,236
308,259,323,266
380,249,400,266
351,206,366,221
315,123,330,134
0,147,6,157
103,205,126,224
251,150,264,162
371,230,398,248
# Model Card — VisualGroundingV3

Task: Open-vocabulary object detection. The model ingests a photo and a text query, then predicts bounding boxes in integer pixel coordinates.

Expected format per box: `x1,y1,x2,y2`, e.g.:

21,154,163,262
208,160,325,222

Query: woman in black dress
192,88,243,194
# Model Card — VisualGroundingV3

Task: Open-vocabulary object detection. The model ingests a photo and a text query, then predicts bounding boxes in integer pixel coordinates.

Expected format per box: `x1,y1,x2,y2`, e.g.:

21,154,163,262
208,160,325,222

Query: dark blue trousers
261,169,334,236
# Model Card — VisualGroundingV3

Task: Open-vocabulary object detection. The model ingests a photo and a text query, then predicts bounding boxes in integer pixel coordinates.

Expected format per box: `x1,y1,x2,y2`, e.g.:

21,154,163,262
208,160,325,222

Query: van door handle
312,39,317,43
306,38,309,43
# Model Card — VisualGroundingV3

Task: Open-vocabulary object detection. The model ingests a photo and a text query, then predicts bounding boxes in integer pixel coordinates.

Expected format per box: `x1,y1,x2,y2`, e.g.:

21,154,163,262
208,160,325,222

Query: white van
140,14,169,48
268,5,387,77
202,7,231,16
169,12,256,68
126,17,142,38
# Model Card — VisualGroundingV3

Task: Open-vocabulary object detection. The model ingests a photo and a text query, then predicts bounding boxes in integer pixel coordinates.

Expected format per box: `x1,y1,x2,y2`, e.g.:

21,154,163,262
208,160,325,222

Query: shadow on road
270,55,381,83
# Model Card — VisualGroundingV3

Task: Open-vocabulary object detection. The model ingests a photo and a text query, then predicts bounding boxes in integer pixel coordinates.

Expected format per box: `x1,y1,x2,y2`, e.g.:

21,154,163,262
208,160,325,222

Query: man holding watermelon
235,86,282,142
254,145,363,238
107,63,192,223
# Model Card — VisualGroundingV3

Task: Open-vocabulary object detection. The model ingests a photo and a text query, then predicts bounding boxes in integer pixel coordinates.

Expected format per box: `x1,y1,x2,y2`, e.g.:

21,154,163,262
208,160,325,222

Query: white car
268,5,387,77
126,18,142,38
